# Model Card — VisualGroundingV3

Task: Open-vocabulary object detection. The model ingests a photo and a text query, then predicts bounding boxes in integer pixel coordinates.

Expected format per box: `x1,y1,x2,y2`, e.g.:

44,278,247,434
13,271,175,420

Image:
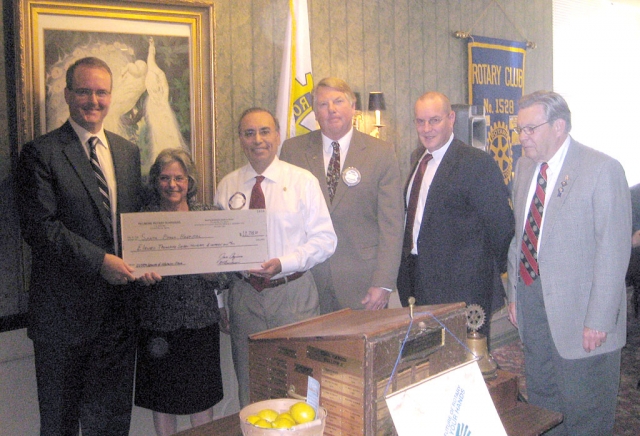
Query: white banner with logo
386,360,506,436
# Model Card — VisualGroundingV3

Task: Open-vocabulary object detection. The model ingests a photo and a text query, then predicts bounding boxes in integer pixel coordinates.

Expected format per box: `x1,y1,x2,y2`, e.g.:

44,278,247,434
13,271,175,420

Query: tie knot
419,153,433,169
88,136,99,151
255,175,265,184
539,162,549,178
331,141,340,153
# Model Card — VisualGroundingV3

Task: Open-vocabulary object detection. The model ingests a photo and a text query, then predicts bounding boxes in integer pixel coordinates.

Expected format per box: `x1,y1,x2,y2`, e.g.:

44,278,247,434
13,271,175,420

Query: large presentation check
121,209,268,277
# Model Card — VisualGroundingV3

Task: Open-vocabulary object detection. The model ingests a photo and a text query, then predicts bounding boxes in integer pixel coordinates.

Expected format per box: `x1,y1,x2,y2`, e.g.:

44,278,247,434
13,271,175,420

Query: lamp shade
368,92,386,111
354,92,362,111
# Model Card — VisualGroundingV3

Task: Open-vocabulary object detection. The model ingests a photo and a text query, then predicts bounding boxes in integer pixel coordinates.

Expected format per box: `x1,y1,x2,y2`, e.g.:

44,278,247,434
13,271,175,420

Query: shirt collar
546,135,571,170
68,118,109,150
243,156,282,184
321,127,354,153
418,132,454,162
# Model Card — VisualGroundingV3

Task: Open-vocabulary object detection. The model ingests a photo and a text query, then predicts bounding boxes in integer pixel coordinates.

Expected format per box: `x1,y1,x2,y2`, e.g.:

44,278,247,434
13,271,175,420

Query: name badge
228,192,246,210
342,167,361,187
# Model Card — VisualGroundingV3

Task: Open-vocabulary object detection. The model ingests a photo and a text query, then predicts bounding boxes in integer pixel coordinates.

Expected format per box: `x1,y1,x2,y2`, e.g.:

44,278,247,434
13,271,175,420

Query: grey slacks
229,272,319,407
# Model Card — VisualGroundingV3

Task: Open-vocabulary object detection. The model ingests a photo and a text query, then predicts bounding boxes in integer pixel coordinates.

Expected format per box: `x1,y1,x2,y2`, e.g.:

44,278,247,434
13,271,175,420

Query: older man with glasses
507,90,631,435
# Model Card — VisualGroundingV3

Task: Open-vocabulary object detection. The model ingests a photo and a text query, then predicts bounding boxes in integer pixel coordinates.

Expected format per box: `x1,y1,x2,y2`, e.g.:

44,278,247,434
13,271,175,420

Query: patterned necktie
88,136,112,226
520,162,549,285
402,153,433,258
249,175,266,209
327,141,341,203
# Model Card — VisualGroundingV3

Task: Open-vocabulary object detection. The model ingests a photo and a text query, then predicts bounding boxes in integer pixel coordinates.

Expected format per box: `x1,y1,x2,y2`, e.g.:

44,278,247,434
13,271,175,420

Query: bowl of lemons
240,398,327,435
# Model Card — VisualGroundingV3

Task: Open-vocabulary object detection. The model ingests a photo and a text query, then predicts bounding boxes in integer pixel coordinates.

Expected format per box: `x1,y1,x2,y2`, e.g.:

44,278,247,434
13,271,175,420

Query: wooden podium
247,303,468,435
177,303,562,436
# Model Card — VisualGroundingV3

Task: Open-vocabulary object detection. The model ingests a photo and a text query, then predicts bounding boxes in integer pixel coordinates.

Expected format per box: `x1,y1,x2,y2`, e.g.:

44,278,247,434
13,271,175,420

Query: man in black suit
17,57,143,435
397,91,514,338
628,183,640,318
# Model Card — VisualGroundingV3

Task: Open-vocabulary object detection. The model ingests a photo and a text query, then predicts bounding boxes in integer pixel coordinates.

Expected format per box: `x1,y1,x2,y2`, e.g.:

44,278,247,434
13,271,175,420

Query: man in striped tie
507,91,631,435
17,57,144,435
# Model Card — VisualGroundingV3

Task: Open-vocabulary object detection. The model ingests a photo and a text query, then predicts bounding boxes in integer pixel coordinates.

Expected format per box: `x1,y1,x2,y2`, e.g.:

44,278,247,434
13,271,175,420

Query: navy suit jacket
17,121,142,346
398,139,514,315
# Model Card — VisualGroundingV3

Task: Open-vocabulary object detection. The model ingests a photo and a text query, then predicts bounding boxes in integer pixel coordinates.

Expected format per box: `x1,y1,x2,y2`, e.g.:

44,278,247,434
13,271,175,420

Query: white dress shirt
321,128,354,173
69,118,118,251
214,156,337,279
406,133,454,254
521,135,571,253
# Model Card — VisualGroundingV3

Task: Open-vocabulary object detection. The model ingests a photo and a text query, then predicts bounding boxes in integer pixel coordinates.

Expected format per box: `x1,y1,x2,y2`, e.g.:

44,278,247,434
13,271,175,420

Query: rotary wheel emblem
488,121,513,185
466,303,486,332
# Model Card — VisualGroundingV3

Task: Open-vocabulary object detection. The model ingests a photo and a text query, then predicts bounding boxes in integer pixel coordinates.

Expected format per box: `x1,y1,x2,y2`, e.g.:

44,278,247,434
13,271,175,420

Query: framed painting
14,0,217,201
3,0,215,329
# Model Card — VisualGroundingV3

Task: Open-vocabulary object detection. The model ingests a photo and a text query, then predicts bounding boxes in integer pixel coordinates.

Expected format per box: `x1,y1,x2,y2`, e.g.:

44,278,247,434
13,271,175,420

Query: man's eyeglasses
413,117,445,128
70,88,111,99
513,120,551,135
242,128,273,138
158,175,188,184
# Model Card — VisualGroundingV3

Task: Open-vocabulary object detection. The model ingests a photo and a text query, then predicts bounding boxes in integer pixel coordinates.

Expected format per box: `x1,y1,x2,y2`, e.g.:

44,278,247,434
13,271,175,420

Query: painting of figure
44,30,191,175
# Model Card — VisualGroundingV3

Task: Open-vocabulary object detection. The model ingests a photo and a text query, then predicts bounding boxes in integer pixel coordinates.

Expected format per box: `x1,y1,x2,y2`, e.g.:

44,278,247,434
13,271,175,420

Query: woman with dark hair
135,148,228,435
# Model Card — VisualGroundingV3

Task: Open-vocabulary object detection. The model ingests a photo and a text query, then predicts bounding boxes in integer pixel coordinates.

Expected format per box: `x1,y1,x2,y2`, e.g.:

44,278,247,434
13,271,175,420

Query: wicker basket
239,398,326,436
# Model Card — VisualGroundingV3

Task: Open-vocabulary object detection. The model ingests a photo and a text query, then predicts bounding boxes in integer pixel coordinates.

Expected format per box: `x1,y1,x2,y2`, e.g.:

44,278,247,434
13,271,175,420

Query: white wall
554,0,640,187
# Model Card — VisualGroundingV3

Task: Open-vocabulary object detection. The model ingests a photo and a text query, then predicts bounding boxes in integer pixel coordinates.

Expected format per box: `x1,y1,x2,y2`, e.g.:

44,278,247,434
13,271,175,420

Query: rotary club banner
468,35,526,186
276,0,317,153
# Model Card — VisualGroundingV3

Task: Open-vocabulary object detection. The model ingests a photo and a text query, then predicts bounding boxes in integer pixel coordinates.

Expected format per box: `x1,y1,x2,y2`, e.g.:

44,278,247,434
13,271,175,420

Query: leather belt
241,271,304,292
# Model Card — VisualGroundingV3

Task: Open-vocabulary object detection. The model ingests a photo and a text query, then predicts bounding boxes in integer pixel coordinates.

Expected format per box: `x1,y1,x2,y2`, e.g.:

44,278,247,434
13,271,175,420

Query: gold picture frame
14,0,217,201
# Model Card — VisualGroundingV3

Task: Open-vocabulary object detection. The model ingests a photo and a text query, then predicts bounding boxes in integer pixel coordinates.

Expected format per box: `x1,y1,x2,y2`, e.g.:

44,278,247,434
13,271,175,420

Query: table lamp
368,91,386,138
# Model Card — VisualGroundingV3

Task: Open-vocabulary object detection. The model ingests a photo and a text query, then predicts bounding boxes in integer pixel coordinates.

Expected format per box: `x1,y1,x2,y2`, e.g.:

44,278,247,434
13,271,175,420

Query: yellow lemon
253,418,272,429
271,417,295,429
289,402,316,424
245,414,261,425
257,408,279,423
277,412,295,422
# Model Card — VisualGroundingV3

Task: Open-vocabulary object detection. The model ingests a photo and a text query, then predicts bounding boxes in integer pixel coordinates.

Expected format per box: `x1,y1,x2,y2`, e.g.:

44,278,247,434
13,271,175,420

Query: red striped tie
520,162,549,285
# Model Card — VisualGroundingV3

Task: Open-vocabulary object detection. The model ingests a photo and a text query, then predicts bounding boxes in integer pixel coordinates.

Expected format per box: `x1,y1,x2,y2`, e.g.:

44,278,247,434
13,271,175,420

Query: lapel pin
342,167,361,187
557,175,569,197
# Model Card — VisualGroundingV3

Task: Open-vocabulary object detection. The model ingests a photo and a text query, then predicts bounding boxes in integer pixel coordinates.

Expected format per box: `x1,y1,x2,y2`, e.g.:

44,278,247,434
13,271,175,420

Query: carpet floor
491,289,640,435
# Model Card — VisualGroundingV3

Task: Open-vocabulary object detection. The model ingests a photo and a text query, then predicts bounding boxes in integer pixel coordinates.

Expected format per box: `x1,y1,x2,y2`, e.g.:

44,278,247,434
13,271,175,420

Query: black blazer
17,121,142,346
398,139,514,314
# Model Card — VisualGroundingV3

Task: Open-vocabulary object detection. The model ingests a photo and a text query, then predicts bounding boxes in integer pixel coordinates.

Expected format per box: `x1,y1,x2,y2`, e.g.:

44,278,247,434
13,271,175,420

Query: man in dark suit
280,77,404,313
17,57,143,435
397,91,514,338
507,91,631,434
627,183,640,318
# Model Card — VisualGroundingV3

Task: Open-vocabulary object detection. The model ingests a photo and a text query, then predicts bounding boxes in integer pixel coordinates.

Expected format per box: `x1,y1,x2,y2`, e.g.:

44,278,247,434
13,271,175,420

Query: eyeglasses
70,88,111,99
414,117,445,128
158,175,188,184
513,120,551,135
242,128,273,138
